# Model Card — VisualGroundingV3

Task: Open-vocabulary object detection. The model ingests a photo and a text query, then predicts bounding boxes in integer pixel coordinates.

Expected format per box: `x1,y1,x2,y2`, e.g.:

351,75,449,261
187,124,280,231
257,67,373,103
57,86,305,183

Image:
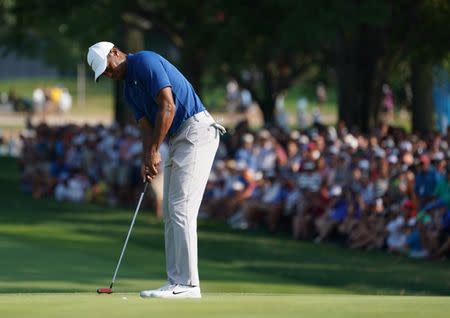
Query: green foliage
0,0,123,71
2,0,450,127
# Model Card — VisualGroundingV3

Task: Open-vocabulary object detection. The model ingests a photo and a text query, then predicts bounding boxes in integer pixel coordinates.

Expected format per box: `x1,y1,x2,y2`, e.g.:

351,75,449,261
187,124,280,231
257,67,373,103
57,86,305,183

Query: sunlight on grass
0,294,449,318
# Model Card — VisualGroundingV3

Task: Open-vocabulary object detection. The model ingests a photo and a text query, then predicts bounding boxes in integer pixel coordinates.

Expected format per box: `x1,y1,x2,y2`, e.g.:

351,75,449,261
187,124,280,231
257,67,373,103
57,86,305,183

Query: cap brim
94,58,108,82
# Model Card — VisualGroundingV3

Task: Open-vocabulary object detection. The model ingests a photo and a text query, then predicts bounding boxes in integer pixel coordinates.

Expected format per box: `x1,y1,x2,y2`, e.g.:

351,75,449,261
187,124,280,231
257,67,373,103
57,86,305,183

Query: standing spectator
316,82,327,105
59,88,72,113
296,97,309,129
225,80,240,113
239,88,252,113
32,87,45,114
381,84,394,123
275,91,289,131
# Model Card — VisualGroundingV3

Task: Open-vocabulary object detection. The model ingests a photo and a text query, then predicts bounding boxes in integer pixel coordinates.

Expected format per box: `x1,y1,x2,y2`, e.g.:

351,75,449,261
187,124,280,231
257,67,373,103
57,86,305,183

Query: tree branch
125,8,184,48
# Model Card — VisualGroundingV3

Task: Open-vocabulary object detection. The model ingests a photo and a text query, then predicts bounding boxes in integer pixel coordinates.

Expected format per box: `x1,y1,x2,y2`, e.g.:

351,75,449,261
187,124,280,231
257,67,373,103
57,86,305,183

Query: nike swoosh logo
172,290,189,295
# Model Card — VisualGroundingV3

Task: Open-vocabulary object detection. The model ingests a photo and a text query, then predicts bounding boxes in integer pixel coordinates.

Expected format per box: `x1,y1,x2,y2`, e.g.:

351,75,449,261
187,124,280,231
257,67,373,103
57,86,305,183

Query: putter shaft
110,182,148,288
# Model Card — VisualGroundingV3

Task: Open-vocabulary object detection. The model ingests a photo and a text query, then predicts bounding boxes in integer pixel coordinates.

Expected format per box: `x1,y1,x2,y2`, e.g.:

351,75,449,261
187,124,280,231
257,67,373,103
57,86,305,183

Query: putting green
1,294,449,318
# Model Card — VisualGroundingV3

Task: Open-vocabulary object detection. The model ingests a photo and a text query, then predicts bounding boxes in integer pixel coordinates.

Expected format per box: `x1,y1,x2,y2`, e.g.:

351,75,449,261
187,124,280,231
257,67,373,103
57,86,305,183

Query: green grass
0,155,449,317
1,294,449,318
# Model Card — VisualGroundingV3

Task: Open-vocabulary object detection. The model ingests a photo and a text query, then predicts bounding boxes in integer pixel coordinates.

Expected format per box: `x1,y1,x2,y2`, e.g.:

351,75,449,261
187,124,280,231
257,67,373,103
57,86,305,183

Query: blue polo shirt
124,51,205,135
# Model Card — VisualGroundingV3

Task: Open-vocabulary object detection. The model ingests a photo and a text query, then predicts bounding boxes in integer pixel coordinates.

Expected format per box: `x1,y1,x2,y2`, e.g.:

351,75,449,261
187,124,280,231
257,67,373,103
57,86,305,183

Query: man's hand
142,149,161,182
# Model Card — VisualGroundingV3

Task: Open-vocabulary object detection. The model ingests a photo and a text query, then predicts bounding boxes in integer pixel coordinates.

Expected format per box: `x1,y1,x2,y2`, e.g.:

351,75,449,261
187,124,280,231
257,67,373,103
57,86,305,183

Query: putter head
97,287,113,294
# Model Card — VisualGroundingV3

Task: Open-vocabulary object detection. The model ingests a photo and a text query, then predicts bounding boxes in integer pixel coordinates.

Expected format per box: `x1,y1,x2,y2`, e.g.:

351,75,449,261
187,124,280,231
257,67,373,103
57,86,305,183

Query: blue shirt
124,51,205,135
414,168,440,198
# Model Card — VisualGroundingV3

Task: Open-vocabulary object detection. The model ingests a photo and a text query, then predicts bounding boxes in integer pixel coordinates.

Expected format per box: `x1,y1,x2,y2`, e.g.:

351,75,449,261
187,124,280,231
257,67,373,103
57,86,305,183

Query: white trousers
163,111,220,286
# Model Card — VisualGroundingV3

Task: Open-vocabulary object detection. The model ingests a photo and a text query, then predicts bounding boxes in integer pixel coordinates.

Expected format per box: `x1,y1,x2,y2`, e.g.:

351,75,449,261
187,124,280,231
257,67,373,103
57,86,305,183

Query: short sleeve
138,54,172,100
131,104,145,122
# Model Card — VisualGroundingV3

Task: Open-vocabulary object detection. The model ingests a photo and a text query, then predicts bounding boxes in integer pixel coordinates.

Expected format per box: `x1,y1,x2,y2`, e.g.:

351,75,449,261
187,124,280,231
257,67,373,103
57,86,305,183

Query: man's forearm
139,117,153,161
150,92,175,152
150,107,174,151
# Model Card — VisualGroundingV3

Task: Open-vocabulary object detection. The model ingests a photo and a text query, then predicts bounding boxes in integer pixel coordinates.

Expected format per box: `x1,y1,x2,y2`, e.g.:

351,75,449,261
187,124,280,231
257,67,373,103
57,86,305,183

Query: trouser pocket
185,121,217,146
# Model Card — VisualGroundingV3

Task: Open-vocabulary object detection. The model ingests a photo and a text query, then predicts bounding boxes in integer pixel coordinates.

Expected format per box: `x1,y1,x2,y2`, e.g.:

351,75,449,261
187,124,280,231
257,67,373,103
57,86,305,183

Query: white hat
299,135,309,144
87,41,114,81
388,154,398,164
290,130,300,140
242,133,254,144
258,129,271,139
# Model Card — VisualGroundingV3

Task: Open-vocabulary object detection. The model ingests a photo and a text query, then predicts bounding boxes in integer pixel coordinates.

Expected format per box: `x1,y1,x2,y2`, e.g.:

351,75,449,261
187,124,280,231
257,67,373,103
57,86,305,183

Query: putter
97,182,149,294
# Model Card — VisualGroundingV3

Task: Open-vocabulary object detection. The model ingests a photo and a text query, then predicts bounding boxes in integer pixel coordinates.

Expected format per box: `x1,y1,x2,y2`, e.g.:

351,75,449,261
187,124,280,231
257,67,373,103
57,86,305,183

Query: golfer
87,41,225,298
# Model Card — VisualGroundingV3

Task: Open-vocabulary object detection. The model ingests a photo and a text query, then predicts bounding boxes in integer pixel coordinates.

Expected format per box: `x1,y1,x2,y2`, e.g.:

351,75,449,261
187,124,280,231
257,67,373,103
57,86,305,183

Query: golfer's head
87,41,126,81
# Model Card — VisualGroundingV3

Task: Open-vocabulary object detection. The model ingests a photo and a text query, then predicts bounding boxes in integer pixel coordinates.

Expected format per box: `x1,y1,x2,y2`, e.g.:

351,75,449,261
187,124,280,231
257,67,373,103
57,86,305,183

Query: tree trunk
336,29,384,133
181,50,204,98
336,33,358,127
259,68,276,125
411,62,434,133
260,95,276,126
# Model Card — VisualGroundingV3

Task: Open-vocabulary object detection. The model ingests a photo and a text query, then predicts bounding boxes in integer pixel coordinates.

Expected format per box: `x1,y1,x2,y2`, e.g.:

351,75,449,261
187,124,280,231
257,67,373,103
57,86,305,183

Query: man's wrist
149,144,159,154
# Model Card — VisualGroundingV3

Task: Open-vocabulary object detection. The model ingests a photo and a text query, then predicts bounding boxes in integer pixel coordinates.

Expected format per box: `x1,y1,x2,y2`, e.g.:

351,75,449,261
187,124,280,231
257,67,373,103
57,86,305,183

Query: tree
206,1,328,125
2,0,450,131
0,0,226,124
0,0,121,70
335,0,450,133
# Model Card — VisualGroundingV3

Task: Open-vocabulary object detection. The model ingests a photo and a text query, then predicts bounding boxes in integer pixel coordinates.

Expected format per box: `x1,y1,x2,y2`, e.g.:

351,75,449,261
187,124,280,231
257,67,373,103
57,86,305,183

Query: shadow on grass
0,158,449,295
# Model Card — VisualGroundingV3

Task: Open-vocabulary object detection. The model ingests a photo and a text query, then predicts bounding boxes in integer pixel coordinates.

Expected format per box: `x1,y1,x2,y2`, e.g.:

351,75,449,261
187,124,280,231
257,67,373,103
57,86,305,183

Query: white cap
87,41,114,81
242,133,254,144
388,154,398,164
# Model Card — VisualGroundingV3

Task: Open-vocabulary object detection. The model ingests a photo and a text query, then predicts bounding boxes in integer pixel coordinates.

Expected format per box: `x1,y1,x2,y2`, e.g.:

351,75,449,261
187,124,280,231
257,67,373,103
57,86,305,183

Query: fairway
0,157,449,317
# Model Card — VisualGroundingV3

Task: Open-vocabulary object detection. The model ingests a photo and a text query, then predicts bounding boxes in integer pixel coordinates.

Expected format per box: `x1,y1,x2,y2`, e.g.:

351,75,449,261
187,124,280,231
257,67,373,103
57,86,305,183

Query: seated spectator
55,171,90,202
235,133,256,170
253,130,277,173
314,185,347,243
405,218,429,258
292,180,329,240
242,172,289,233
415,154,440,207
385,208,408,254
348,198,386,250
207,160,255,219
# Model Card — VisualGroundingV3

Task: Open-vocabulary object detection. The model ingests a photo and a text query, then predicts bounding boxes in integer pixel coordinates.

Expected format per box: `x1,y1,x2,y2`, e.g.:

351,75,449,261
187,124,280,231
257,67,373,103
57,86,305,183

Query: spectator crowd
17,119,450,260
18,123,152,207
